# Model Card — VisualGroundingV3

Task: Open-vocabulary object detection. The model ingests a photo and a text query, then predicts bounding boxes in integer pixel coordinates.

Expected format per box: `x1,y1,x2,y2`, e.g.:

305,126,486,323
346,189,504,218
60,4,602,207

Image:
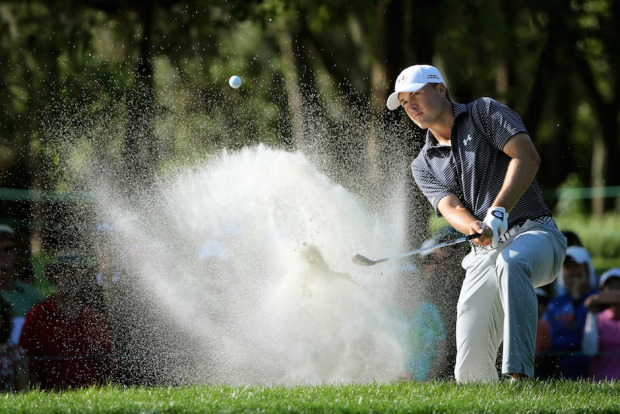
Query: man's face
0,236,16,272
563,259,590,299
398,83,446,129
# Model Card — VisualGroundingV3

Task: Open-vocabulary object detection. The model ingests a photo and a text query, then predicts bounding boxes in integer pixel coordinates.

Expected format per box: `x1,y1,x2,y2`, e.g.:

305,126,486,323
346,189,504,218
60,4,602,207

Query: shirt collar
425,102,468,149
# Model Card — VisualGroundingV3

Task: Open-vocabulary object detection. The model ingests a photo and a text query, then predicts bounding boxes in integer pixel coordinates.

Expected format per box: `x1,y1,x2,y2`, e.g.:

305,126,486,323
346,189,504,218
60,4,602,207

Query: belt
471,215,553,252
473,223,522,252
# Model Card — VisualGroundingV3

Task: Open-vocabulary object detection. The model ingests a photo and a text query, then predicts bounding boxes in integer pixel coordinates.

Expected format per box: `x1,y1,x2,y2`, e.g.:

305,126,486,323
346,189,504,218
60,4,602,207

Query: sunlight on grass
3,381,619,413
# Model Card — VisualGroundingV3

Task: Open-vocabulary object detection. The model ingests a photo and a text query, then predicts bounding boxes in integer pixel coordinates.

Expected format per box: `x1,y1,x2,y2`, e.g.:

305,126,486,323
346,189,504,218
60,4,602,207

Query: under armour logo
463,134,472,146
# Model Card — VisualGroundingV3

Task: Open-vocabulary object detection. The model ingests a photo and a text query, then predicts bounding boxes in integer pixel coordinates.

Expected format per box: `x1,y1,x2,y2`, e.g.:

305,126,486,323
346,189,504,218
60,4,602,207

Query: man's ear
437,83,447,97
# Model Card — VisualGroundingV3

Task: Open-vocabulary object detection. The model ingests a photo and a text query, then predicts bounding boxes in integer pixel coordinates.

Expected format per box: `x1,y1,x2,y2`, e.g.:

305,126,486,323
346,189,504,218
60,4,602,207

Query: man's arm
491,132,541,212
436,194,487,245
437,132,541,246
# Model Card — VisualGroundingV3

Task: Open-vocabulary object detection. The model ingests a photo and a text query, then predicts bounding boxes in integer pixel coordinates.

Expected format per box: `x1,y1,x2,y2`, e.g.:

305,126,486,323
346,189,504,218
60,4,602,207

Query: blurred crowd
1,222,619,392
397,227,620,383
0,223,181,392
533,230,620,381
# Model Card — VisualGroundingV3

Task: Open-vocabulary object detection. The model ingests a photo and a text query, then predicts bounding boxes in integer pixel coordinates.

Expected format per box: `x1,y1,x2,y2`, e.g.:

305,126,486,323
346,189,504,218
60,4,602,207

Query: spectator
91,223,152,385
0,295,29,392
0,225,43,343
416,226,467,379
544,246,598,379
92,223,182,386
397,262,447,381
534,288,554,379
553,245,597,297
582,268,620,381
19,251,118,390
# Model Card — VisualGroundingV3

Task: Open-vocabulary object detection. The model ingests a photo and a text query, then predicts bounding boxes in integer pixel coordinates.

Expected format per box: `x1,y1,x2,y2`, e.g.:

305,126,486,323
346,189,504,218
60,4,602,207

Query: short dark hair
562,230,583,247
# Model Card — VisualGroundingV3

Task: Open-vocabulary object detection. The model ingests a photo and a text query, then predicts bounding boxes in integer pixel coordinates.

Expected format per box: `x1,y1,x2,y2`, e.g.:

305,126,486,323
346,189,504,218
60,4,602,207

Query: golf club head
351,254,387,266
351,232,481,267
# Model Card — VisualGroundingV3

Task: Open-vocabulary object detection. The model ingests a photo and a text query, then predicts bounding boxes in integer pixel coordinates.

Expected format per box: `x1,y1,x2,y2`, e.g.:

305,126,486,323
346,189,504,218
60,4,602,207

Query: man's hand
482,207,509,248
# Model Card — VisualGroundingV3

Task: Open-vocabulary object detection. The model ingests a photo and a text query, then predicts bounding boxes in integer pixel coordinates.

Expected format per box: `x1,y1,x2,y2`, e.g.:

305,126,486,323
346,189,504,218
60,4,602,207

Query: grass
2,380,620,413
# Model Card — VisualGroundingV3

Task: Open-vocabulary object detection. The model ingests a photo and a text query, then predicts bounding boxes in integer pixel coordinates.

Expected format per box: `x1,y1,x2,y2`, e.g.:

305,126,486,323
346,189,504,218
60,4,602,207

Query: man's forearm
493,133,541,212
437,194,480,235
492,157,539,212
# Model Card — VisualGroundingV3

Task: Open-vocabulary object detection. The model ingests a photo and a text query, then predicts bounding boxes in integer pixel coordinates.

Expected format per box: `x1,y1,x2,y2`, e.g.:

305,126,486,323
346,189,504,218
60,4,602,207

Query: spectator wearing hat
582,268,620,381
415,226,467,379
553,245,597,297
543,246,598,379
19,251,118,390
0,225,43,343
92,223,181,386
396,261,447,381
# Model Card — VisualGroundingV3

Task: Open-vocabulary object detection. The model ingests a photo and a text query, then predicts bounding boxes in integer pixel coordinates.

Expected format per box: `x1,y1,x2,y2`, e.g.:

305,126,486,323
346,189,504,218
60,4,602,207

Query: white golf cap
386,65,446,110
565,245,591,264
599,268,620,288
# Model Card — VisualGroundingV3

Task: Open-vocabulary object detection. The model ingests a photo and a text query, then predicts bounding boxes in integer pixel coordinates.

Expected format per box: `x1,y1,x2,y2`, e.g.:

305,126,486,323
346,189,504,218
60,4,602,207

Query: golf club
352,233,481,266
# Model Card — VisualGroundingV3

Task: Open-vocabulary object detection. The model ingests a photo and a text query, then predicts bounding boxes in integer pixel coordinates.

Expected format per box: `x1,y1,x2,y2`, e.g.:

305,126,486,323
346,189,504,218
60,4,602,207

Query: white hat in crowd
0,225,14,234
565,245,592,265
556,245,598,295
599,268,620,289
386,65,446,110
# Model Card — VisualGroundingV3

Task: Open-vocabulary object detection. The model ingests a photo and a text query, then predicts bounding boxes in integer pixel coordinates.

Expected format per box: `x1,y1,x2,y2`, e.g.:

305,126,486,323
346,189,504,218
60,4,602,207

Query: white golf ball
229,75,242,89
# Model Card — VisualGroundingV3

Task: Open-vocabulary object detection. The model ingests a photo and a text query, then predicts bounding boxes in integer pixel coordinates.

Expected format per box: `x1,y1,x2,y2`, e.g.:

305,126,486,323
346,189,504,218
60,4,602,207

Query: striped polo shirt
411,97,551,228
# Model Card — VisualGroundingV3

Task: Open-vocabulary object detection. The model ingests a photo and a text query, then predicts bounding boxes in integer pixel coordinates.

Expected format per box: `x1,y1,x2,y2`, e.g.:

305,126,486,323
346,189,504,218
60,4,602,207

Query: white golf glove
482,206,509,248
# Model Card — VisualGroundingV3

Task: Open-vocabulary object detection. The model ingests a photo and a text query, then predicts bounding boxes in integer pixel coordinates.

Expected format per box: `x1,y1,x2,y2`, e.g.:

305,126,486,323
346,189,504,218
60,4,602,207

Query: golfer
386,64,567,382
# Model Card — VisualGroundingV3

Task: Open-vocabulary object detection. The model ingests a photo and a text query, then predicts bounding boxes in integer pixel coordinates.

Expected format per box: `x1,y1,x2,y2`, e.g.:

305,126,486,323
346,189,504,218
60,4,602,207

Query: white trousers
454,219,567,383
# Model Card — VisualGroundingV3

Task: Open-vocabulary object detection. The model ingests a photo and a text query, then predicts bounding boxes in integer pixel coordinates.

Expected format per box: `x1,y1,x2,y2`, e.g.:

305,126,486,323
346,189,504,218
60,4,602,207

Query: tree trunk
590,132,605,217
278,31,305,152
122,0,156,192
369,0,431,250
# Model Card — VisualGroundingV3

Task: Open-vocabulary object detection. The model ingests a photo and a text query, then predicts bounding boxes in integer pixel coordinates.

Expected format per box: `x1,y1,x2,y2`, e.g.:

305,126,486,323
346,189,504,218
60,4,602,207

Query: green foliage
554,173,588,216
556,212,620,274
1,0,619,192
1,0,620,246
3,381,620,413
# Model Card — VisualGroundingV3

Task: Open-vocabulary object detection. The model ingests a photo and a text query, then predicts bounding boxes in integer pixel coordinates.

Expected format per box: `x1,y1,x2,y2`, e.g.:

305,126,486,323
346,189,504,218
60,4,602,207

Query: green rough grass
3,380,620,413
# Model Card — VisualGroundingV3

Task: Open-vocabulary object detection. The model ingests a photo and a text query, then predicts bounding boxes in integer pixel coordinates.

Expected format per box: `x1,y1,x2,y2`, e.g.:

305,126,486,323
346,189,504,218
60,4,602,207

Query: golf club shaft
352,233,480,266
391,233,479,259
